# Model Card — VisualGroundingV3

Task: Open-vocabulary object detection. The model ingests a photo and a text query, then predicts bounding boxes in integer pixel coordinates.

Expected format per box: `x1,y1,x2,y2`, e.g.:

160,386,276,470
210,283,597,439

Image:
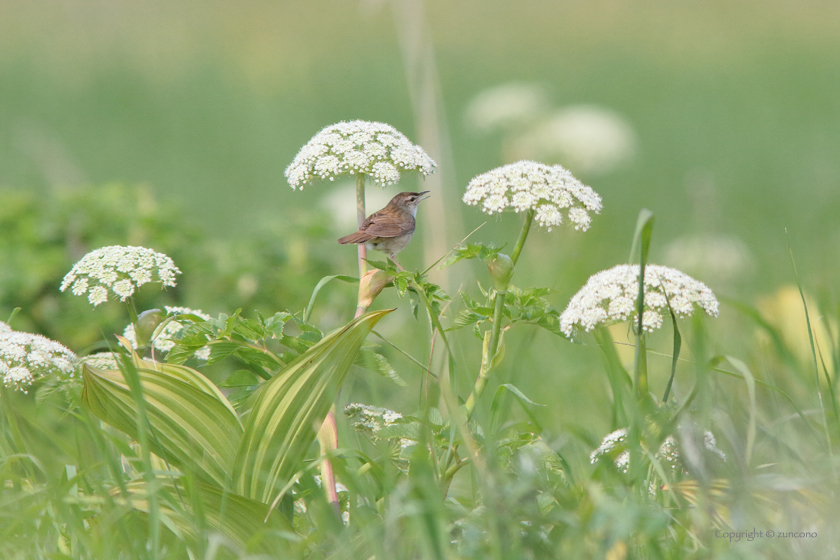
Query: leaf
726,356,757,466
219,370,261,388
82,354,243,488
234,309,393,504
303,274,357,323
593,327,631,428
368,352,408,386
490,383,544,430
116,479,293,556
441,242,504,267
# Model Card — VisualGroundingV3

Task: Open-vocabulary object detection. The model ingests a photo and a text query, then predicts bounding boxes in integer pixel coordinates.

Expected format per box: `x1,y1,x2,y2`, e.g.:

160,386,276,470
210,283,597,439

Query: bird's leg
391,254,406,272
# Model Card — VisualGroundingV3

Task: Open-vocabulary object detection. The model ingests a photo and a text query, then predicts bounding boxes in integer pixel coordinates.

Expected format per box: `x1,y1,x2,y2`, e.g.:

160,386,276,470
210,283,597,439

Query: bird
338,191,430,267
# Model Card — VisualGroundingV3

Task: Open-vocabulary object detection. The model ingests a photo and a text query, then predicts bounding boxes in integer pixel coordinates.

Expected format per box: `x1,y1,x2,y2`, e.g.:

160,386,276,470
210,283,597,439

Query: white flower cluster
344,403,403,439
510,105,636,175
60,246,181,307
79,352,121,370
464,82,550,134
0,323,77,393
559,264,719,338
124,306,211,360
462,161,602,231
664,234,755,284
285,120,437,189
590,428,726,474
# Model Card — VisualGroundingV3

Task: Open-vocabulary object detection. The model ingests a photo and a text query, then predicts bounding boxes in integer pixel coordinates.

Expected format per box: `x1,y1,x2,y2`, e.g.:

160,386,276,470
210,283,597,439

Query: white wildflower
0,329,77,393
285,120,436,189
464,83,550,134
663,234,755,285
560,264,719,338
79,352,121,370
590,428,725,474
511,105,636,175
60,246,181,307
123,306,211,359
590,428,631,472
344,403,404,440
463,161,602,231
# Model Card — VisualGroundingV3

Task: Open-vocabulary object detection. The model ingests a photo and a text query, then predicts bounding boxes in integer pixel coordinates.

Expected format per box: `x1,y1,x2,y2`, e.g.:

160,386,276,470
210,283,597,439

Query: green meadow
1,1,839,558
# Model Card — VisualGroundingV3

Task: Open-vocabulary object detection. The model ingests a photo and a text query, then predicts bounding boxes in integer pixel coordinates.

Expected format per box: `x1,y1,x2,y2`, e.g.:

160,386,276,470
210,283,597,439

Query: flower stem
464,211,535,418
634,332,649,400
317,407,340,513
354,174,369,319
356,173,367,278
464,291,506,418
125,297,138,326
510,209,535,266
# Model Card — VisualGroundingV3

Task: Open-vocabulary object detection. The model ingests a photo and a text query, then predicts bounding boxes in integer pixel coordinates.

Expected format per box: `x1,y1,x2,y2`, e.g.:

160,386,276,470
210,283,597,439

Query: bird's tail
338,232,374,244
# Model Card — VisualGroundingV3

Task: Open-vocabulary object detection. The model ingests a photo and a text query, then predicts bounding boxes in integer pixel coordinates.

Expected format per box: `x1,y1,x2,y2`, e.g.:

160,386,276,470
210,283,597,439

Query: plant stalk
463,211,534,417
317,173,368,512
510,209,535,266
356,173,367,277
354,173,369,319
463,292,506,418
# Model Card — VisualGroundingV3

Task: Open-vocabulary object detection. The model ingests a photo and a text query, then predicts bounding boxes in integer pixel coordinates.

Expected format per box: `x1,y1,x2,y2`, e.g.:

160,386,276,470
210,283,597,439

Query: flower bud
134,309,165,348
358,270,393,309
486,253,514,293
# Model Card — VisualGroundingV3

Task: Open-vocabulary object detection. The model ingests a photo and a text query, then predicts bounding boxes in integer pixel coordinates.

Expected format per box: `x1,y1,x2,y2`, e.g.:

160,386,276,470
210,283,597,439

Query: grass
1,0,839,558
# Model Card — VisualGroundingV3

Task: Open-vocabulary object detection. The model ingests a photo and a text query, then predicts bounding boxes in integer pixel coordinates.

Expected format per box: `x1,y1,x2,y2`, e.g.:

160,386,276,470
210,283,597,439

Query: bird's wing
360,211,414,238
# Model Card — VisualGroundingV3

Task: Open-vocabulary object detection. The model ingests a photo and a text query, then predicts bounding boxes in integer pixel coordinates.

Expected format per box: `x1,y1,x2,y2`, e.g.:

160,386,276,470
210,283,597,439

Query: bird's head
388,191,431,216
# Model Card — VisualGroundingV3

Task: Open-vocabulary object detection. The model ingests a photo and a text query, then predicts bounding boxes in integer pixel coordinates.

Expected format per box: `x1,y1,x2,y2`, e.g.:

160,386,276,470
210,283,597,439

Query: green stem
463,211,534,418
356,173,367,278
634,332,649,401
354,174,368,319
125,297,138,326
464,288,506,418
510,209,535,266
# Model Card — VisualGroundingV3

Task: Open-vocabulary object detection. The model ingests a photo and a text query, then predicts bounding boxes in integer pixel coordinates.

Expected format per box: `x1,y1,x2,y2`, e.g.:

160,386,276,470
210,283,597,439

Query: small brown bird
338,191,430,265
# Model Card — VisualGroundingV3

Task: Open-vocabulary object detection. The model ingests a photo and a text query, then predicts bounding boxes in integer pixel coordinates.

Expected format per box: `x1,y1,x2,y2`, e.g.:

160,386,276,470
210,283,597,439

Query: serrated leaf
220,370,261,388
441,242,504,267
377,421,422,440
370,352,408,386
234,309,392,504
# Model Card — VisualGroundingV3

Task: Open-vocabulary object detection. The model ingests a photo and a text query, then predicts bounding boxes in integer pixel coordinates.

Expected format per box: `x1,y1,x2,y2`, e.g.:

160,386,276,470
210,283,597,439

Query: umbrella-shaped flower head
123,306,212,360
462,160,602,231
285,120,437,189
0,325,77,393
559,264,719,339
60,246,181,307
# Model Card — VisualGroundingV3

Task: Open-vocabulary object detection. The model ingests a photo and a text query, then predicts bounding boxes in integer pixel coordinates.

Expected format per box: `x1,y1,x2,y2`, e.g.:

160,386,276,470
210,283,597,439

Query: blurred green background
2,0,839,436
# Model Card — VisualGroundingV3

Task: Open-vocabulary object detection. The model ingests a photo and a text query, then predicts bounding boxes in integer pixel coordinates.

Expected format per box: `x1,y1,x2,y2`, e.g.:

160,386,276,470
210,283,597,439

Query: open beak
417,190,431,202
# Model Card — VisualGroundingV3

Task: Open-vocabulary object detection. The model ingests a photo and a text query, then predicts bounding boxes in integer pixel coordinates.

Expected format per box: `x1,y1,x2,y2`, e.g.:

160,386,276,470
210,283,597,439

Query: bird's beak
417,191,431,201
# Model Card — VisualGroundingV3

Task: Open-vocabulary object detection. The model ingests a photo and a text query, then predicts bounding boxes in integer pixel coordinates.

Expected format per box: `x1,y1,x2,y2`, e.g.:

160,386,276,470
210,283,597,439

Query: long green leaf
303,274,357,323
726,356,756,466
115,479,294,556
82,355,243,488
235,309,393,504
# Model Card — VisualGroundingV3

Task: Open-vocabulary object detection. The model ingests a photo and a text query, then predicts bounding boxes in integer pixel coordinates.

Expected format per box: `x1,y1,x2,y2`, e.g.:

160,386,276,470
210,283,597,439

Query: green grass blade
234,309,392,504
303,274,358,323
593,327,632,428
629,209,654,400
725,356,757,465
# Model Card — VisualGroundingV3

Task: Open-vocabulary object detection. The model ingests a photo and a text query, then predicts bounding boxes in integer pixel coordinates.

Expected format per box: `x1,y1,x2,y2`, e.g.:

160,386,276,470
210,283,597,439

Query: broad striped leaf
82,351,243,488
235,309,392,503
116,479,293,556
